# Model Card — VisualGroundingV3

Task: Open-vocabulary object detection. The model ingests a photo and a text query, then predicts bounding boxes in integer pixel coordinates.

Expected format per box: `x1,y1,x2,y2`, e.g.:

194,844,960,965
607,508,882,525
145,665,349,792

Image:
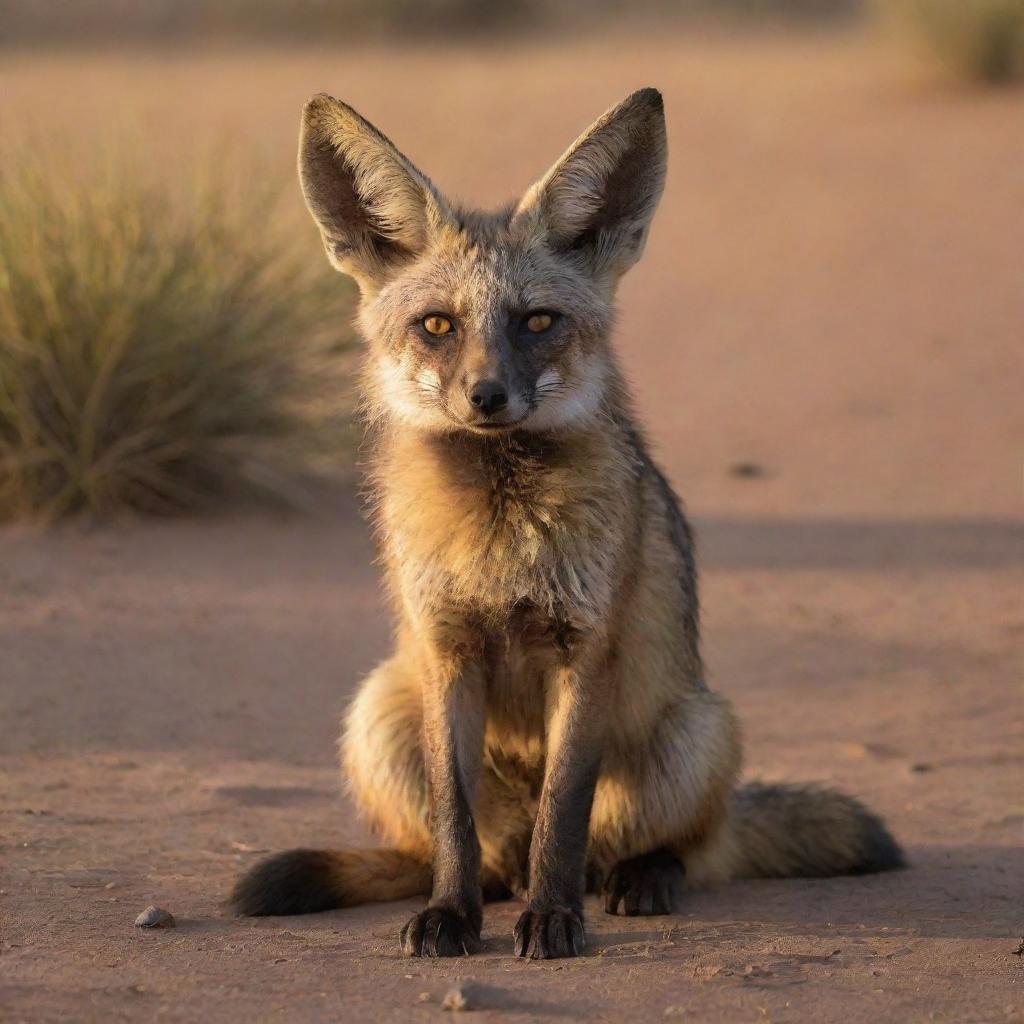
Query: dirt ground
2,28,1023,1024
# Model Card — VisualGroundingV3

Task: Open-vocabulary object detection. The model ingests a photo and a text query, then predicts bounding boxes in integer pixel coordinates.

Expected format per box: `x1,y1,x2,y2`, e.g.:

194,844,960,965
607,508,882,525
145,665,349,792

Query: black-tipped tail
231,849,347,916
230,847,432,917
730,782,906,880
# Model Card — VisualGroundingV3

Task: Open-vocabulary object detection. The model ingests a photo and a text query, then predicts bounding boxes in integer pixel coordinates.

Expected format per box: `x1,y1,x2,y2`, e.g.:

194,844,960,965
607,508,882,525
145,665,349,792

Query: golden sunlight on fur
231,87,904,961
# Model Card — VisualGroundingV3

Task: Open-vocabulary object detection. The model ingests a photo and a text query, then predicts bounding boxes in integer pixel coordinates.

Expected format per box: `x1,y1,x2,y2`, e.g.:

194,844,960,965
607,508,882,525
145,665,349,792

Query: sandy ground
2,29,1023,1024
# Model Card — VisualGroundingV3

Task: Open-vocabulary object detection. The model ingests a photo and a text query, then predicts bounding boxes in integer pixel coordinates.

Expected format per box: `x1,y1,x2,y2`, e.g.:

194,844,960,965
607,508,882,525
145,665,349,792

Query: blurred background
2,3,1022,1022
1,0,1022,518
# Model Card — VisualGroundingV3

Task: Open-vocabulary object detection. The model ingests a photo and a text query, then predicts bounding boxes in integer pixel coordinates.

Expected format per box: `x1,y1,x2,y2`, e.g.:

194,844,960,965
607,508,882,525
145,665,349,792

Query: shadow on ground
696,517,1024,571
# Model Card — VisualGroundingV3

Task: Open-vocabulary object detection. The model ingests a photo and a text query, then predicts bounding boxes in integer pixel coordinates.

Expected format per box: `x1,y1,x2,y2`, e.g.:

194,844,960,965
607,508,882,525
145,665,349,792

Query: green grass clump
879,0,1024,83
0,156,356,521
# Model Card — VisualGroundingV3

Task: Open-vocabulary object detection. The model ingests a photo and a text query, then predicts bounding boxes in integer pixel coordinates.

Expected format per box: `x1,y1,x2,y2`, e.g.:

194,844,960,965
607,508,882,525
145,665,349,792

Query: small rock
728,461,767,479
909,762,934,773
134,906,175,929
1012,938,1024,957
416,991,431,1003
441,983,482,1012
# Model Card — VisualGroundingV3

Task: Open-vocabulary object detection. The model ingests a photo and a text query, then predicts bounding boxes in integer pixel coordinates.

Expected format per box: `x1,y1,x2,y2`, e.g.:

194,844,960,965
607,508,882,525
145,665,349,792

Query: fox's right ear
299,94,449,292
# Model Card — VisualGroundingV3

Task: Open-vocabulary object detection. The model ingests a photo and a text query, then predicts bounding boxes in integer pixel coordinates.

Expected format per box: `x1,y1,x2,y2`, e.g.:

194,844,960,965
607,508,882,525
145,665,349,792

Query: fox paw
514,905,585,959
603,848,685,916
400,906,480,957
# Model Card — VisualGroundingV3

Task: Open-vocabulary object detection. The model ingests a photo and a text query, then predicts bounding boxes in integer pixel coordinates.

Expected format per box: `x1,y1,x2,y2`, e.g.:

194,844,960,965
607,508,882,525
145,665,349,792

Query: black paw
400,906,480,957
513,906,585,959
603,848,685,916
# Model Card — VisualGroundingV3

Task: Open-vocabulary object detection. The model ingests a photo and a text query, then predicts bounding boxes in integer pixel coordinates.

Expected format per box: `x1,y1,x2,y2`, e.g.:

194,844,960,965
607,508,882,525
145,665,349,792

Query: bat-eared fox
230,87,904,959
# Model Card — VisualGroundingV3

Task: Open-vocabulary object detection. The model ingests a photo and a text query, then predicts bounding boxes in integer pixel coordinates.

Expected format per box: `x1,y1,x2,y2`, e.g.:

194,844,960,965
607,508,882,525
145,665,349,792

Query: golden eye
423,315,453,336
526,312,553,333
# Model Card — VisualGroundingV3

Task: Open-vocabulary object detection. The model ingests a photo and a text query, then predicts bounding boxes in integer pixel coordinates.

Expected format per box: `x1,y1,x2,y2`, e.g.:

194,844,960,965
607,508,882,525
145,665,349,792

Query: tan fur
231,88,902,955
329,849,433,905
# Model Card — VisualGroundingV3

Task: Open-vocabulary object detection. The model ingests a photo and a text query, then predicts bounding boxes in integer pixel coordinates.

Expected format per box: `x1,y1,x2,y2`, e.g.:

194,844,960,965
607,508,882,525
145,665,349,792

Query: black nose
469,380,508,417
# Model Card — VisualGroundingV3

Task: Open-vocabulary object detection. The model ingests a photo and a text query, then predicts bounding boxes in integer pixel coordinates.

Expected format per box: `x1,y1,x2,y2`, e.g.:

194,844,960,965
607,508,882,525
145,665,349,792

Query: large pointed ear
299,94,451,291
515,88,667,284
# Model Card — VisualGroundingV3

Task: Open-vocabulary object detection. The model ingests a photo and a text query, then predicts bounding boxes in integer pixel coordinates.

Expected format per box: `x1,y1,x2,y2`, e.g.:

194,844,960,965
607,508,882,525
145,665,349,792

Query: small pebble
440,987,471,1011
728,461,767,479
134,905,175,929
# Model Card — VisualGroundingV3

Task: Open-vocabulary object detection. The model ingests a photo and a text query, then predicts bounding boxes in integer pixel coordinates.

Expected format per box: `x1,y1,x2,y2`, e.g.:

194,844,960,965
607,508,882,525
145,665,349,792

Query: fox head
299,88,666,435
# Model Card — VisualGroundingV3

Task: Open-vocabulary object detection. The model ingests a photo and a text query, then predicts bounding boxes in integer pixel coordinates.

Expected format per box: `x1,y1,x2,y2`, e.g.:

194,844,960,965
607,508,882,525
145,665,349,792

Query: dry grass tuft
878,0,1024,83
0,153,356,521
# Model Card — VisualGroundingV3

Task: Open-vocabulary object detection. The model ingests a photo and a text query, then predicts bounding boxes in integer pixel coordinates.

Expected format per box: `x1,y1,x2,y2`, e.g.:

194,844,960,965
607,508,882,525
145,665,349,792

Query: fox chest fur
373,424,642,752
376,425,640,631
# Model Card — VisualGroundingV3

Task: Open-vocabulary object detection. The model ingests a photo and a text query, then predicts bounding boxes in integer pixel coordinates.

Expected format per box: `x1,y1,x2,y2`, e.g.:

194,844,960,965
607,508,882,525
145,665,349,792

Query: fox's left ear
515,87,667,285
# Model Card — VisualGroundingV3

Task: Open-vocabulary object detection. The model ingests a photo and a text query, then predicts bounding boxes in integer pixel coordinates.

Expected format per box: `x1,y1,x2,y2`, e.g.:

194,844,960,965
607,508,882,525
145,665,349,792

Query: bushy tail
230,848,431,917
691,783,905,883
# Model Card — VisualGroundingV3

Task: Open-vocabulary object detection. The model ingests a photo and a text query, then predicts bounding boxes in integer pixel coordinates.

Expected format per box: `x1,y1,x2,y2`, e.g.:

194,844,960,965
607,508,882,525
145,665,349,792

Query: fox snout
467,379,508,417
459,372,529,431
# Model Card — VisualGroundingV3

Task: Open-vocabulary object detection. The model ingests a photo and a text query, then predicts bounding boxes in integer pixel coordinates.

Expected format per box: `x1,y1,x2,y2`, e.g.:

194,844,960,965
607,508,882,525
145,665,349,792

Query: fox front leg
401,627,486,957
514,643,612,959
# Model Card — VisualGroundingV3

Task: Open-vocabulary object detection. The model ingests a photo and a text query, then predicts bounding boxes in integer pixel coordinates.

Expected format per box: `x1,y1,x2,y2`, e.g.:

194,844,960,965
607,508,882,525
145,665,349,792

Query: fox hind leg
230,656,436,918
590,691,742,917
603,847,687,915
342,654,432,857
